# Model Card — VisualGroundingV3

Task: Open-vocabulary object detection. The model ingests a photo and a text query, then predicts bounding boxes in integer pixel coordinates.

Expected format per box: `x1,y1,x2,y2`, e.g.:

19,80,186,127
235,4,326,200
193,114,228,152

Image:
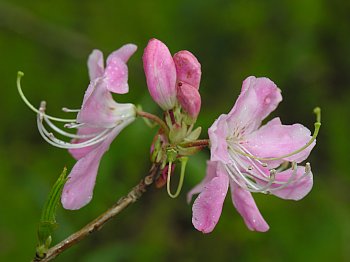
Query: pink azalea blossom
36,44,138,210
188,76,315,233
143,38,201,118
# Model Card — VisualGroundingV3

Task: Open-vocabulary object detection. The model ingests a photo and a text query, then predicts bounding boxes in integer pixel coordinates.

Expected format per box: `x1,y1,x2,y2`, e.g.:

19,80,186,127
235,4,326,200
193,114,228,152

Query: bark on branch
33,164,159,262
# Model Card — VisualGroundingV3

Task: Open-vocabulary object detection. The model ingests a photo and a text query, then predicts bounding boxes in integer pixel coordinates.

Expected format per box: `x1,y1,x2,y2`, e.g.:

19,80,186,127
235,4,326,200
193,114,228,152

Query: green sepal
184,127,202,142
169,122,187,144
177,145,203,156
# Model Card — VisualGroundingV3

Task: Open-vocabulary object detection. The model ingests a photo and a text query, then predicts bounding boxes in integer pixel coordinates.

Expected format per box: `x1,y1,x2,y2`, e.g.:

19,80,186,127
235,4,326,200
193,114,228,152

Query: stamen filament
167,157,188,198
62,107,80,113
44,117,101,139
17,71,76,123
234,107,321,161
37,113,112,149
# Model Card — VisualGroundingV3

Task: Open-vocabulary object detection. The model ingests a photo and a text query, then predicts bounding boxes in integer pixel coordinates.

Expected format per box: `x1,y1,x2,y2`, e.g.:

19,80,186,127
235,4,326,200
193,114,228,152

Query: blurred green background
1,0,349,261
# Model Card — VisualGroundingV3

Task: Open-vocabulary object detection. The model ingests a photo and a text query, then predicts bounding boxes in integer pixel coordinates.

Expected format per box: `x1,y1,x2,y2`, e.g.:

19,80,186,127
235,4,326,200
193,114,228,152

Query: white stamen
62,107,80,113
44,117,102,139
17,72,76,123
227,143,311,193
64,123,85,129
37,113,113,149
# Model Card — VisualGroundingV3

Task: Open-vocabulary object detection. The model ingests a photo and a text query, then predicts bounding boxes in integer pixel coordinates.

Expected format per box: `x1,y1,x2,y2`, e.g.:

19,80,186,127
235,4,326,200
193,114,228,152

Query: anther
305,162,311,173
39,101,46,112
269,169,276,180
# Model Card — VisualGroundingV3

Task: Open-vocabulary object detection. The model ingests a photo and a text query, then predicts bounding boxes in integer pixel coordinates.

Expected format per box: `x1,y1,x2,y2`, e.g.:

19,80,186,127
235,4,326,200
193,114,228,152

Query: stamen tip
17,71,24,77
305,162,311,173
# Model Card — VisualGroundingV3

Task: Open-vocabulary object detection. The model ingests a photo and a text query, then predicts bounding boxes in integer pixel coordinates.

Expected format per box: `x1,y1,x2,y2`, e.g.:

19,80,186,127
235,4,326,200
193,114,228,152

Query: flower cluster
18,38,320,232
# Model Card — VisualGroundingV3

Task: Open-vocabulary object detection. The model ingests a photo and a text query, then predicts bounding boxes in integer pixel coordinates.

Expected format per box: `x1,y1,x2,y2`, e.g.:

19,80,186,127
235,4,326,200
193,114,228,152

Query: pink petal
143,38,177,110
230,181,269,232
62,121,133,210
192,162,229,233
87,49,104,81
77,79,135,128
68,126,104,160
226,76,282,134
187,161,217,203
270,166,313,200
208,114,231,164
173,50,201,90
104,44,137,94
245,117,315,166
176,83,201,118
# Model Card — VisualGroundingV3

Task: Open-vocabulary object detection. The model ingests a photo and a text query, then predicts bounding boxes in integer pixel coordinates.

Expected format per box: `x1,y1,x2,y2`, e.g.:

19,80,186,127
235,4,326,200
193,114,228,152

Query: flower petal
192,162,229,233
176,83,201,118
77,78,135,128
226,76,282,134
173,50,201,90
68,126,105,160
104,44,137,94
230,180,269,232
245,117,315,165
88,49,104,81
208,114,231,164
270,166,313,200
61,120,133,210
143,38,177,110
187,161,217,203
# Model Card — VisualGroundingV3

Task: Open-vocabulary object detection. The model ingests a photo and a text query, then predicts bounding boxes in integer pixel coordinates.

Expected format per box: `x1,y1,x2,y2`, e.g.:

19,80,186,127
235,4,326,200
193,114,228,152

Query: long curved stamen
17,71,76,123
233,107,321,161
37,105,113,149
44,117,102,139
226,144,312,193
224,165,251,191
38,119,112,149
228,145,269,179
227,154,276,192
269,162,311,192
167,157,188,198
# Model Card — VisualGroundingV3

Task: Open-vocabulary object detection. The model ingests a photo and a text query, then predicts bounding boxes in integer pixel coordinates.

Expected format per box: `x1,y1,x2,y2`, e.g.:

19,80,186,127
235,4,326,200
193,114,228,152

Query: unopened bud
177,82,201,119
143,38,177,110
173,50,201,89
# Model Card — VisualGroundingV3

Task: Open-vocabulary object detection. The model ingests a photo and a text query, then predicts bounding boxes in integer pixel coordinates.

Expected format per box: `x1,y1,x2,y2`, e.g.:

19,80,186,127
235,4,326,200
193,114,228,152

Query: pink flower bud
173,50,201,90
143,39,177,110
177,82,201,118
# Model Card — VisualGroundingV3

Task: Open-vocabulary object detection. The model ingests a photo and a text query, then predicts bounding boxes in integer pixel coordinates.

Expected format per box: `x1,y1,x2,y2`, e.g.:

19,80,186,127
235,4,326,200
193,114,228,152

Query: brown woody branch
33,164,159,262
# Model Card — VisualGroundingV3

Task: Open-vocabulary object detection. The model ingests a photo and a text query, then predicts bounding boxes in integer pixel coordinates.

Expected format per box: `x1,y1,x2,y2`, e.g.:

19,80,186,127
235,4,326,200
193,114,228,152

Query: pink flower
143,39,201,118
36,44,138,210
188,76,316,233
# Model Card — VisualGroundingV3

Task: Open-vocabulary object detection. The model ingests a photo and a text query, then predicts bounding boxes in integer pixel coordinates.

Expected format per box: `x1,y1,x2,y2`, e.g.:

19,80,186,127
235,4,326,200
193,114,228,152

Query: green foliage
36,167,68,258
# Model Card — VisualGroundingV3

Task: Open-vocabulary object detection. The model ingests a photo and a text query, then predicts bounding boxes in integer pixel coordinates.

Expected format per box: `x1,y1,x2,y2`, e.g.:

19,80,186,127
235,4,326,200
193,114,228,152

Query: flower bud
177,82,201,119
143,39,177,110
173,50,201,90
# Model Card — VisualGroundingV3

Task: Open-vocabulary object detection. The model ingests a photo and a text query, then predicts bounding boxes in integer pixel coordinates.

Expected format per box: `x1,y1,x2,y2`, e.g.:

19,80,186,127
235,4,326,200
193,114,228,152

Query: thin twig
33,164,159,262
180,139,210,148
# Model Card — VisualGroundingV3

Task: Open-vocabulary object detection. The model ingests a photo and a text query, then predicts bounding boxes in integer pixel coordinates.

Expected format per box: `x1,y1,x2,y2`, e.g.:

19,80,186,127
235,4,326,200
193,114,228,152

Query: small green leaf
184,127,202,142
36,167,68,257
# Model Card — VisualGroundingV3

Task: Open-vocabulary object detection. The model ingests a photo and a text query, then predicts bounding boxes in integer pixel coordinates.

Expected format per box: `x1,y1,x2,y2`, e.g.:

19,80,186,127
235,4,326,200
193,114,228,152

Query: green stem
166,157,188,198
136,110,169,134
